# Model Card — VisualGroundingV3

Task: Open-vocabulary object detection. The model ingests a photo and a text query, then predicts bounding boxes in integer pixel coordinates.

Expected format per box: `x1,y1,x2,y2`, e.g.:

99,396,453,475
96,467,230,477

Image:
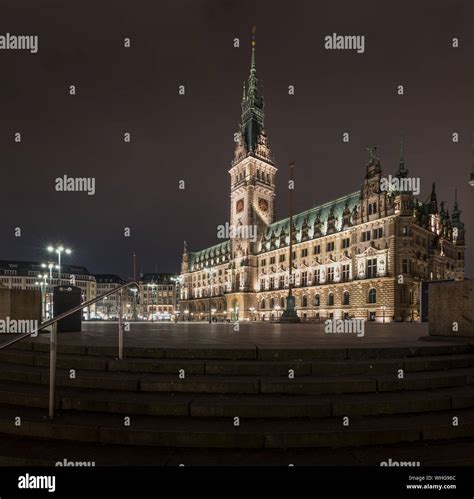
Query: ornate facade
179,39,465,323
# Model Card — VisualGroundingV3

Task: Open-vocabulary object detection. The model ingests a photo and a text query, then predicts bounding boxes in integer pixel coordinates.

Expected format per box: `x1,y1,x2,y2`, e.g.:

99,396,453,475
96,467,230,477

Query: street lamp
205,268,213,324
249,306,256,321
147,283,157,321
381,305,386,324
35,273,48,320
47,244,71,286
130,287,138,321
274,304,281,321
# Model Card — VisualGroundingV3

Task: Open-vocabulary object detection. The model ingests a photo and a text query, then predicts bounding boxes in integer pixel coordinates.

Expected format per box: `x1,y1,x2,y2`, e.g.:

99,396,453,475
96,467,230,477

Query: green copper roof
261,191,361,250
188,240,230,270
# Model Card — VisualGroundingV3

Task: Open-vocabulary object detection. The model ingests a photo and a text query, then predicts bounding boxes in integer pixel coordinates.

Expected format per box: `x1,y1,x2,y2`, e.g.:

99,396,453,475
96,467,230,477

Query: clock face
258,198,269,212
236,199,244,213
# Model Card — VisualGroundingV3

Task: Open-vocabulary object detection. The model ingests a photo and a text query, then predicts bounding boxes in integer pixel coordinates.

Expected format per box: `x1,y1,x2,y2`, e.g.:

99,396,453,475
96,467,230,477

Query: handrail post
48,322,57,419
118,290,123,360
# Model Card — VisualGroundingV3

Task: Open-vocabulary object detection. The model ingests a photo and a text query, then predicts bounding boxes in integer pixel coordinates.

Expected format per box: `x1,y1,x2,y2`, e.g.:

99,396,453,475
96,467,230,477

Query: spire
429,182,438,214
241,81,246,101
396,136,408,178
237,26,267,159
452,186,464,232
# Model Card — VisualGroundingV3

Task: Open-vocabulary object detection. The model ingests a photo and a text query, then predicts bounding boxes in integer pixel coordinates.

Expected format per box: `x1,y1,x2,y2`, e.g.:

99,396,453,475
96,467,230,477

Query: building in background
94,274,125,319
138,273,178,321
179,38,465,323
0,260,97,319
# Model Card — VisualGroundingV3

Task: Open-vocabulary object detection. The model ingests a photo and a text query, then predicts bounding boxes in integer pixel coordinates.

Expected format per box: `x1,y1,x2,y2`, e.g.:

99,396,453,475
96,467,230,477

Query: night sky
0,0,472,278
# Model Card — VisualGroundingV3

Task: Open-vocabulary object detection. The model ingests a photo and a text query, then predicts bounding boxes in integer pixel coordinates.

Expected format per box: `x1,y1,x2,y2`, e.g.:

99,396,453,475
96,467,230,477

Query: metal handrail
0,281,140,418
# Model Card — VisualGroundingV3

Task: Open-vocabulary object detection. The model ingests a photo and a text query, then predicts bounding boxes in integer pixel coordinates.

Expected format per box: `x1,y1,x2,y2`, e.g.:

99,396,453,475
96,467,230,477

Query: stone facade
179,39,465,323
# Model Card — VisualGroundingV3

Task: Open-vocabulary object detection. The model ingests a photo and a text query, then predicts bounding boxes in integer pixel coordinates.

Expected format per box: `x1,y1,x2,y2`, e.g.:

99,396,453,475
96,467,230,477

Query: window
301,271,307,287
342,264,350,281
292,251,296,260
314,269,320,284
270,297,275,309
261,259,266,267
327,267,334,283
314,294,320,306
373,227,383,239
368,202,377,215
401,226,408,236
368,288,376,304
302,295,308,307
342,237,350,249
301,248,308,258
326,241,335,252
328,293,334,306
343,291,350,305
261,299,266,309
402,258,410,274
279,254,285,262
260,278,265,290
279,275,285,289
313,245,321,255
269,277,275,290
367,258,377,278
270,256,276,265
362,231,371,242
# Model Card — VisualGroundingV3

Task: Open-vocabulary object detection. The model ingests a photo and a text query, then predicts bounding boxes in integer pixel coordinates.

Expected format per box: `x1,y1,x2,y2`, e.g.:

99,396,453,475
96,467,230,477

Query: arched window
314,294,320,306
343,291,350,305
302,295,308,307
261,299,266,309
368,288,377,304
270,297,275,309
328,293,334,306
280,296,285,308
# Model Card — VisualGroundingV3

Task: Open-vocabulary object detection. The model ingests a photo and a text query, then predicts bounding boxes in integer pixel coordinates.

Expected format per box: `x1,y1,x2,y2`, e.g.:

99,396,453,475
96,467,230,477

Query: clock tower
227,30,277,315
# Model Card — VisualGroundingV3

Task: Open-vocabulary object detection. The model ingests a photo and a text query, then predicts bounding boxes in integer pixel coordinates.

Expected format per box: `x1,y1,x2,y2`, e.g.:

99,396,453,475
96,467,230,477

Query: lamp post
131,287,138,321
35,273,48,321
205,268,212,324
274,304,281,322
41,262,57,319
382,305,386,324
249,306,255,321
47,244,71,287
280,163,300,323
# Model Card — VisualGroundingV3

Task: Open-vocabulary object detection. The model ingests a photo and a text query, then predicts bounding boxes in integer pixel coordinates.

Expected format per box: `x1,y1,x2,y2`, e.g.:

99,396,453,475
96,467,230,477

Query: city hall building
179,39,465,323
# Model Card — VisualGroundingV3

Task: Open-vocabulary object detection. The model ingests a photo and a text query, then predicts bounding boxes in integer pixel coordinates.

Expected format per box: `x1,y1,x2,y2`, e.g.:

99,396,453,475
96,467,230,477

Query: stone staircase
1,340,474,465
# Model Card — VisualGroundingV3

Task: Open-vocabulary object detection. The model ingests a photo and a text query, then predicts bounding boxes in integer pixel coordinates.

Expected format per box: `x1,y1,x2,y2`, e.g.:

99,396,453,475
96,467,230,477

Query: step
2,349,474,378
3,380,474,418
8,341,472,362
3,403,474,449
3,432,474,466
